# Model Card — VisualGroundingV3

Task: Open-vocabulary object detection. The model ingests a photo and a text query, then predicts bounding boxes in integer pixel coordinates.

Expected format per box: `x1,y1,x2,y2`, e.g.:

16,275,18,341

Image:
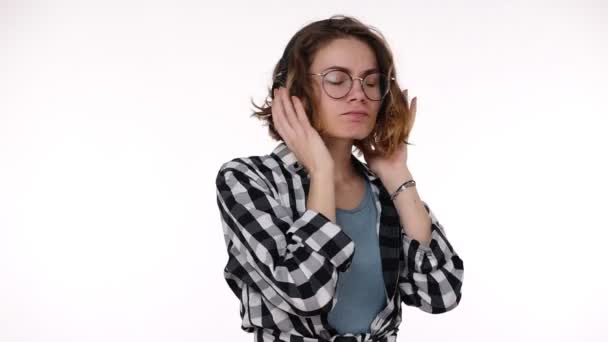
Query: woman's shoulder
215,144,290,187
216,153,276,174
217,143,290,172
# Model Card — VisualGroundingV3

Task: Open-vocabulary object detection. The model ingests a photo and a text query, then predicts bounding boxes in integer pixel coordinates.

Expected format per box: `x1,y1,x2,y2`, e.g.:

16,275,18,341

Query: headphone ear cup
273,35,297,91
272,68,287,90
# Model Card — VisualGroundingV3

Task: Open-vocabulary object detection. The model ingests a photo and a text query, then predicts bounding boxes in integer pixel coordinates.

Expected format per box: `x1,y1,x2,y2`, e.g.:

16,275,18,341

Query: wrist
380,167,413,193
310,167,334,181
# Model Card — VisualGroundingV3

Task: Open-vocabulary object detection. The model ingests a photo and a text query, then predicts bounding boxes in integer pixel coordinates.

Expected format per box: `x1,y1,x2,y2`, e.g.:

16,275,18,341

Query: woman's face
308,37,382,141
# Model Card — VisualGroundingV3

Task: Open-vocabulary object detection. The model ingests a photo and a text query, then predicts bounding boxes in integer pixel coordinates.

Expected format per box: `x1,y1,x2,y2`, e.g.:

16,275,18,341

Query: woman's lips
342,112,368,121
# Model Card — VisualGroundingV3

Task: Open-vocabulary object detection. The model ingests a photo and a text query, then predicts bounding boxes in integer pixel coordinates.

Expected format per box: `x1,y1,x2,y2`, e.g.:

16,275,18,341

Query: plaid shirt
215,142,464,342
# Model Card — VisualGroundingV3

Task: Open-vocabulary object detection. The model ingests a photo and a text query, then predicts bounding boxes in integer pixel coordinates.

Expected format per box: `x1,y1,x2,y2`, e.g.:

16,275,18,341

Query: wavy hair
250,14,413,158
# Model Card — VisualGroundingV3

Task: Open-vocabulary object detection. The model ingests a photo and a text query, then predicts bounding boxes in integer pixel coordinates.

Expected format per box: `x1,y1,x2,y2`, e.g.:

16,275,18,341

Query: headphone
272,19,341,91
271,34,299,91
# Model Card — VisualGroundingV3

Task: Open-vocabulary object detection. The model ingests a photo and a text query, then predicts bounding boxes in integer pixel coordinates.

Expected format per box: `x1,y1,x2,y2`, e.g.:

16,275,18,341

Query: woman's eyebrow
322,65,380,76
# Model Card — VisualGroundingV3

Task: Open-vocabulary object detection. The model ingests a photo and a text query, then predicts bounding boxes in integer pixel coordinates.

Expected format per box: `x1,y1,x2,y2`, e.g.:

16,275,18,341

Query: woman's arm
215,159,355,317
397,200,464,313
380,167,464,313
381,167,432,245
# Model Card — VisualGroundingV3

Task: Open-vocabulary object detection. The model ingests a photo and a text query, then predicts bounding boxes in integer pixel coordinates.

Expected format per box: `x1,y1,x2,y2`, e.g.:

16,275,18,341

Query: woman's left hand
363,89,417,178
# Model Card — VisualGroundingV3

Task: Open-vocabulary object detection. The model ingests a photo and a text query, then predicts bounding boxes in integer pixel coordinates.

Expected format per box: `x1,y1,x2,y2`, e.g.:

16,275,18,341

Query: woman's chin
321,126,373,141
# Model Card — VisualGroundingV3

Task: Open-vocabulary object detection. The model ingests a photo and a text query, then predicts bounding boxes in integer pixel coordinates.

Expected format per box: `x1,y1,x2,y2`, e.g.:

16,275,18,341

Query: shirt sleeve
215,160,355,317
398,200,464,313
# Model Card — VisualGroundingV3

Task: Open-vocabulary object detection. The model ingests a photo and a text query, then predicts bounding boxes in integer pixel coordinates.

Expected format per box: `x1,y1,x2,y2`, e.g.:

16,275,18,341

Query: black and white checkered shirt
215,142,464,342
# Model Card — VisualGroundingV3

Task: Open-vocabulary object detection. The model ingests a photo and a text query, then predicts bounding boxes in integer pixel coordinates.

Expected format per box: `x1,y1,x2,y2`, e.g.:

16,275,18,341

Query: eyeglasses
308,69,395,101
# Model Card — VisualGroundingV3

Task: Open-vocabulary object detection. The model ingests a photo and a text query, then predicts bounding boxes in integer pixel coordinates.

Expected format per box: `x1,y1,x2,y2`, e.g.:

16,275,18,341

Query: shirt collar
270,141,379,181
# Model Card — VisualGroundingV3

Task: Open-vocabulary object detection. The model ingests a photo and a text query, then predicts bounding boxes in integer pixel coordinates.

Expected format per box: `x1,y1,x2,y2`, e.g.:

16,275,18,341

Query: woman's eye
325,71,349,85
327,79,345,85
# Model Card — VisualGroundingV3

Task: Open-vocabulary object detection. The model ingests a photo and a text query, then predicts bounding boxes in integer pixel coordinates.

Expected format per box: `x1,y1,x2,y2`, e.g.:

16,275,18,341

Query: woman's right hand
271,87,334,175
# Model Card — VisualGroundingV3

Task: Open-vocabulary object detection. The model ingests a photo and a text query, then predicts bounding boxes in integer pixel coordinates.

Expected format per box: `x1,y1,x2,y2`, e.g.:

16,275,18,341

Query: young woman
215,15,464,342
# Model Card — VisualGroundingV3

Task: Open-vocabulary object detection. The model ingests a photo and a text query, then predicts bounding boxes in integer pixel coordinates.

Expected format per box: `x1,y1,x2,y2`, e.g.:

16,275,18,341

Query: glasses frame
308,69,396,101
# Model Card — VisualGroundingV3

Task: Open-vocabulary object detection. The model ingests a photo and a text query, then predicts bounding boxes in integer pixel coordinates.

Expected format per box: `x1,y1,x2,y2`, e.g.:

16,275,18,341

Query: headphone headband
272,19,336,90
272,35,298,90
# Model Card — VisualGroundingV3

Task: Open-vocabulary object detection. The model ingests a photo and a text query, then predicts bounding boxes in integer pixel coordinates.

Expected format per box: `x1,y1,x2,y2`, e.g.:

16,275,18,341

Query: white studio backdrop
1,1,607,341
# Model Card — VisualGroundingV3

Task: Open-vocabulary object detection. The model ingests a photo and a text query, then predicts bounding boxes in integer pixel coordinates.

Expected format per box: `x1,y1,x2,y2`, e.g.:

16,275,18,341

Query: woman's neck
323,138,360,185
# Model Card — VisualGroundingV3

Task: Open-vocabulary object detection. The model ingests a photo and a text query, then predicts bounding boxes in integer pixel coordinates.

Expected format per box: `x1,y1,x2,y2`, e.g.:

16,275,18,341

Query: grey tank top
327,177,387,334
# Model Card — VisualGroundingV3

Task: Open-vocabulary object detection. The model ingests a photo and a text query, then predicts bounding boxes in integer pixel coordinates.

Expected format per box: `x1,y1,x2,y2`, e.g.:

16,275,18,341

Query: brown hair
250,14,413,158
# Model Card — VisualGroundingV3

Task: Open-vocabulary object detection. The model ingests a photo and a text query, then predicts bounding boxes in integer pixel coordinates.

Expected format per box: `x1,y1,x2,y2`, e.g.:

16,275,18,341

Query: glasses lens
322,70,352,99
322,70,390,100
363,73,389,101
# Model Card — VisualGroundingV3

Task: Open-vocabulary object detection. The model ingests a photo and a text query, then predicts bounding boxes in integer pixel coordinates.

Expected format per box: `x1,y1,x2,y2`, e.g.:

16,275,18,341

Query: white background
1,1,607,341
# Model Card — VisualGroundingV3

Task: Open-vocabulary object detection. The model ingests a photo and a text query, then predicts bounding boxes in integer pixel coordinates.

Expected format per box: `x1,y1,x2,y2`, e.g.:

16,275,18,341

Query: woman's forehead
311,39,377,72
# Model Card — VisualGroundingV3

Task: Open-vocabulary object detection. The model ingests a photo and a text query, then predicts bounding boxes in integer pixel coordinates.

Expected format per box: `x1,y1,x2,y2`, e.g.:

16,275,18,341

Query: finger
411,96,417,116
274,88,293,131
292,96,313,129
272,89,295,139
402,89,408,103
278,88,304,136
409,96,417,133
